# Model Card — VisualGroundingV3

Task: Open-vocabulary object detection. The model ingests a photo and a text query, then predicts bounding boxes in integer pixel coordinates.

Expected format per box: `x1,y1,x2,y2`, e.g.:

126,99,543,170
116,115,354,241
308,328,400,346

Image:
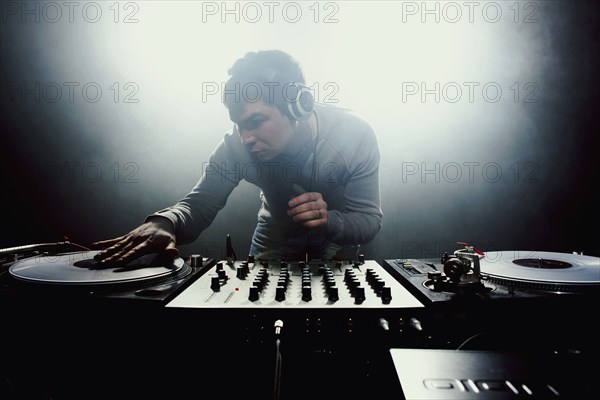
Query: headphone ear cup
285,83,314,121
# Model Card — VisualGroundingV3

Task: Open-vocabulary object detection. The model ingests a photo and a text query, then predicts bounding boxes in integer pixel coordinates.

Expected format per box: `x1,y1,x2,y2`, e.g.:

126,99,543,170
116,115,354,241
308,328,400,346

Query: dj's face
231,101,295,161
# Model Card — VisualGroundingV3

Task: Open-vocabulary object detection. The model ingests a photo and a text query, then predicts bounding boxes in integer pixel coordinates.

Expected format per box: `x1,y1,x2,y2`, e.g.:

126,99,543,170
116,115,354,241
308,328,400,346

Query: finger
288,198,327,217
303,210,328,228
98,240,136,264
288,192,321,208
291,209,321,223
94,237,131,260
111,243,147,265
164,242,179,257
90,236,125,250
288,201,316,217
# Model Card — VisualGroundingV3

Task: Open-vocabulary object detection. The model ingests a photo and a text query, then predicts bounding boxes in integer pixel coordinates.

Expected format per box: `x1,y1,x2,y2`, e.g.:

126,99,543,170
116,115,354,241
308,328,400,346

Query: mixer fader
167,257,423,309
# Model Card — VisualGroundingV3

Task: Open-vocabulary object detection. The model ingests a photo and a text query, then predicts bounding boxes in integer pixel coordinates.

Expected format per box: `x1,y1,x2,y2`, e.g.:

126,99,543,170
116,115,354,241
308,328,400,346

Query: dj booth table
1,248,598,399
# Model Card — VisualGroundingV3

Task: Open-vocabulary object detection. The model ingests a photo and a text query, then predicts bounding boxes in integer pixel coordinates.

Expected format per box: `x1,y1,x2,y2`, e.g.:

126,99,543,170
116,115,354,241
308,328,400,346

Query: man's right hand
92,218,178,264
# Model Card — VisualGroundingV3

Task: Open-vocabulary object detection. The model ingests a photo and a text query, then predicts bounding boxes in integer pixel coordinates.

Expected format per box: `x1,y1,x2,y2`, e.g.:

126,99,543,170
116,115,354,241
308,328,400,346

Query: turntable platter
480,251,600,291
8,250,185,286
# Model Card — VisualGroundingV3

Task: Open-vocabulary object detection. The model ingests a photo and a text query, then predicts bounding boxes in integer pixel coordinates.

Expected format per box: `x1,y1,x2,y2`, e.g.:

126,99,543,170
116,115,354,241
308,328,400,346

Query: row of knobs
343,268,366,303
365,268,392,304
210,261,253,292
249,263,340,302
211,260,391,304
342,268,392,304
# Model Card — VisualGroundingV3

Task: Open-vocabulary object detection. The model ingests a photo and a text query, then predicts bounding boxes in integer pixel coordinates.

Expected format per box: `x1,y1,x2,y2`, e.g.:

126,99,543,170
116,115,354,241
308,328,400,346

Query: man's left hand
287,192,328,229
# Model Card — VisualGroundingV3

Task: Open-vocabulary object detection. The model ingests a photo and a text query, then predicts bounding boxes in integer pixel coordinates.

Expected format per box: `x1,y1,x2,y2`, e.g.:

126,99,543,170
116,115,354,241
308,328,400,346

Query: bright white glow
23,1,550,199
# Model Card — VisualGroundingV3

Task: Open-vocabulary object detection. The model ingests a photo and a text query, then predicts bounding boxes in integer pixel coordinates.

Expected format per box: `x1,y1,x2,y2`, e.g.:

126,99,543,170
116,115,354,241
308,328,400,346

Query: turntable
382,245,600,352
1,246,215,306
383,245,600,305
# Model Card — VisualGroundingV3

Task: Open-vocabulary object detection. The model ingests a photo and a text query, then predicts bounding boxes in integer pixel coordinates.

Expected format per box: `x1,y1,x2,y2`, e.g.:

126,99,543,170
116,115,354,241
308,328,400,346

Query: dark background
1,1,598,263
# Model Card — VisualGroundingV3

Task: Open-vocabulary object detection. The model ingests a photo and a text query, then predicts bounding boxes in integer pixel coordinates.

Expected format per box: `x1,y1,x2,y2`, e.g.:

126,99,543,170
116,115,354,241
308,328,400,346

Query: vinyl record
480,251,600,291
8,250,184,286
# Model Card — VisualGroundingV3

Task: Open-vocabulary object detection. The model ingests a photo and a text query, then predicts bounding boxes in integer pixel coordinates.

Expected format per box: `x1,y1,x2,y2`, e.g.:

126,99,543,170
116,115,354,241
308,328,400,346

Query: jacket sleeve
145,135,242,244
325,123,383,245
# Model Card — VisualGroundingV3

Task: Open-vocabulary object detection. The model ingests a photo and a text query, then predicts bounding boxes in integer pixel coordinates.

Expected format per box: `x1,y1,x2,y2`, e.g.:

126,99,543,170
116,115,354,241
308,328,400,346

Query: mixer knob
217,269,227,281
241,261,250,274
260,274,269,286
248,286,260,301
247,255,255,264
216,262,224,271
354,286,365,303
236,266,246,280
275,286,286,302
210,276,220,292
328,287,339,302
348,277,360,289
358,254,365,264
381,286,392,304
189,254,203,267
301,286,312,302
367,273,378,285
373,278,385,292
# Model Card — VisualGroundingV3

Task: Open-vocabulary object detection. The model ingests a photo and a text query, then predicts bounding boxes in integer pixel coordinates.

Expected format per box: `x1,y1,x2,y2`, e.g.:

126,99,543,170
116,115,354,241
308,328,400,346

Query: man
94,49,382,263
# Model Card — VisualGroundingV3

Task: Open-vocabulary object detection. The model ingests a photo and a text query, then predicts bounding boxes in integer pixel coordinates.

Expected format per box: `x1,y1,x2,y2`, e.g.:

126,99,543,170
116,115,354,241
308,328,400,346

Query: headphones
262,67,314,122
282,82,314,122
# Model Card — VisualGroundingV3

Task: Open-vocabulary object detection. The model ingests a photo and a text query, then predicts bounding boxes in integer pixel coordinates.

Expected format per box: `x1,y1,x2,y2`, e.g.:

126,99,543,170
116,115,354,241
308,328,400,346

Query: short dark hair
223,49,306,119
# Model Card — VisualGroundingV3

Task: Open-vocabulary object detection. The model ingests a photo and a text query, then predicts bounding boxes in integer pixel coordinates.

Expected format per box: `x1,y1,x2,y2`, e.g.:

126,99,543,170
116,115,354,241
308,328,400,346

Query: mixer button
301,286,312,302
328,287,339,302
248,286,260,301
275,286,286,302
381,287,392,304
354,286,365,303
236,266,246,279
210,276,220,292
216,268,226,279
